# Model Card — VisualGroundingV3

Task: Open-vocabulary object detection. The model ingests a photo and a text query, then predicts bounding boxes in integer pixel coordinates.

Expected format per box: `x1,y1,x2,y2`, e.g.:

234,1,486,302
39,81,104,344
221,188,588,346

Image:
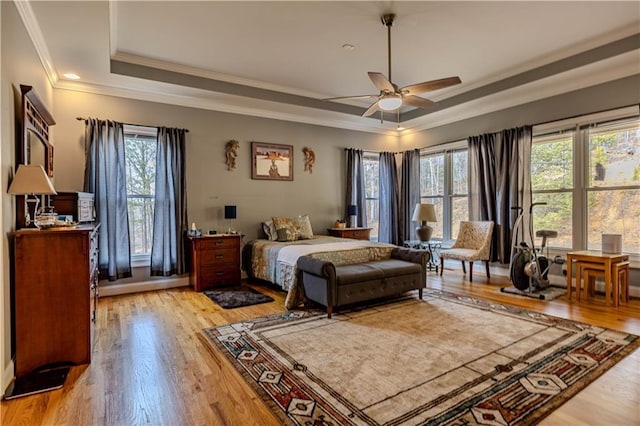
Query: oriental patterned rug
201,289,639,425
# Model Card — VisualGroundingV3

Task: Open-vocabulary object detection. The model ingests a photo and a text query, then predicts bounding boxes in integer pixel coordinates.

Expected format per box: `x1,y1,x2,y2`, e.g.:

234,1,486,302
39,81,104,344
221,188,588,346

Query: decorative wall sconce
303,147,315,174
225,140,239,171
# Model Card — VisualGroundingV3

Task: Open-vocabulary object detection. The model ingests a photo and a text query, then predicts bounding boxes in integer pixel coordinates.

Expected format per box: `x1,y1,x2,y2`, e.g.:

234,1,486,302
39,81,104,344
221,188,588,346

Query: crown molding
13,0,58,87
54,79,401,136
55,47,637,138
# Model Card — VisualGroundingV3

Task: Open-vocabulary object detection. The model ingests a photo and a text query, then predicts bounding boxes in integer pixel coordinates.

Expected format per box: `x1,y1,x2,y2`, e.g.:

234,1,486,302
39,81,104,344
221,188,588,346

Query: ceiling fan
325,14,462,118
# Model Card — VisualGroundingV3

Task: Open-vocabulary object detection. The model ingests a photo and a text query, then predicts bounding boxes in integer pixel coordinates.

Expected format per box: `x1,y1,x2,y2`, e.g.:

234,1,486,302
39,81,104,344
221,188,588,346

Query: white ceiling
19,1,640,135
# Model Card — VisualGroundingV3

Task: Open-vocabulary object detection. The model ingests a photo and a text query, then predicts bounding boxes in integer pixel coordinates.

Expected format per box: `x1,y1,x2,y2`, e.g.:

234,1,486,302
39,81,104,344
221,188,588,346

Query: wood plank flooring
2,269,639,426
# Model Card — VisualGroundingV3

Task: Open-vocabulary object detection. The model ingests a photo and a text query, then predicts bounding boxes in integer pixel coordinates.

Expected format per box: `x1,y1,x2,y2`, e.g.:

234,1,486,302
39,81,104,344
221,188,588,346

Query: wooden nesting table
566,250,629,305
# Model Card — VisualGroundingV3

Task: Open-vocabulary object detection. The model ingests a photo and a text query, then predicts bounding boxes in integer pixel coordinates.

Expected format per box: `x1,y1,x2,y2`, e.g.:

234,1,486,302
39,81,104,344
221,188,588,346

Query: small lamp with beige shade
8,164,57,228
412,203,436,242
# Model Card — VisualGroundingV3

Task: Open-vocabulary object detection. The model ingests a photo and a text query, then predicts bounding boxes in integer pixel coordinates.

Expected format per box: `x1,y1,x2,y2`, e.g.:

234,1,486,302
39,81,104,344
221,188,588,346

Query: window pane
420,154,444,196
365,199,379,241
451,196,468,239
531,192,573,249
531,135,573,190
363,153,379,240
125,131,157,256
125,136,156,195
128,196,154,254
587,189,640,254
588,122,640,188
364,156,379,198
452,150,468,195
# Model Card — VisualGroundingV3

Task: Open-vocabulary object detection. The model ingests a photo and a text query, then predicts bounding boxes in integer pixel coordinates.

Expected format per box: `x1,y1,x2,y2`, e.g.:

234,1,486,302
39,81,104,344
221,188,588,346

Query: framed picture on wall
251,142,293,181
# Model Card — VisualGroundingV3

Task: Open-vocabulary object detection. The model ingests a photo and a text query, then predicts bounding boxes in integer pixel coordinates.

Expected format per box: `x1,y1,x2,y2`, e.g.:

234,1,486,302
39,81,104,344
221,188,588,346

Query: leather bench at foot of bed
297,247,429,318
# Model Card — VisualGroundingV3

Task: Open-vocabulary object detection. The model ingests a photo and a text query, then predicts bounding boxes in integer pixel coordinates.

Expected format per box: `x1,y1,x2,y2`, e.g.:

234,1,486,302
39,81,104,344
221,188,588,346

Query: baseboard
442,260,639,298
99,277,189,297
2,360,15,396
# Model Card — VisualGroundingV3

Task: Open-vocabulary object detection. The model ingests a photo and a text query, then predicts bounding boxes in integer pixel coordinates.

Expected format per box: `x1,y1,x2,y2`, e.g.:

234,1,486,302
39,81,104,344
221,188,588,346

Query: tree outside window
124,129,157,256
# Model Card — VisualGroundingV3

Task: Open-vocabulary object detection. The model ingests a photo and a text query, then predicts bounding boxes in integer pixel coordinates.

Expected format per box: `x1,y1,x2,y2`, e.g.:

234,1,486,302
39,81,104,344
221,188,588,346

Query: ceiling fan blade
323,94,379,101
402,95,436,109
368,72,395,93
401,76,462,95
362,101,380,117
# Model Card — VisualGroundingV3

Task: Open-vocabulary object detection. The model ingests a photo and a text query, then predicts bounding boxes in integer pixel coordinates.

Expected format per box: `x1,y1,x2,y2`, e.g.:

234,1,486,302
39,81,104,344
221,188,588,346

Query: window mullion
573,127,588,251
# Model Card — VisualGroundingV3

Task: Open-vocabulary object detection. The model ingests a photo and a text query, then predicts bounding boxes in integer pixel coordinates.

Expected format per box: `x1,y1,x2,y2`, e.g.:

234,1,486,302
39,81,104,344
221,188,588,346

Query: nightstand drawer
200,248,237,265
200,265,241,286
327,227,372,240
195,237,239,250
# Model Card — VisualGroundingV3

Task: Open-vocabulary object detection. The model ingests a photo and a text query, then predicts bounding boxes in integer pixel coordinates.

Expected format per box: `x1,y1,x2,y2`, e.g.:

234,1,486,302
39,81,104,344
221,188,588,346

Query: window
586,121,640,254
531,133,574,249
420,144,468,241
363,152,379,240
532,109,639,256
124,126,157,256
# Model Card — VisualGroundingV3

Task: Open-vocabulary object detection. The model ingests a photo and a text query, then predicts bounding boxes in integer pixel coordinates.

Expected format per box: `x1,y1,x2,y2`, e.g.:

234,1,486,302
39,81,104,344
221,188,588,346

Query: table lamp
8,164,57,228
412,203,436,242
224,205,237,234
347,204,357,228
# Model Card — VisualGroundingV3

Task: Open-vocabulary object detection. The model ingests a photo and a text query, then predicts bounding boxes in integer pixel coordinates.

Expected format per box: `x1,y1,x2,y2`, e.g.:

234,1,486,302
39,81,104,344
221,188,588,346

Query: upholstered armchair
439,221,494,282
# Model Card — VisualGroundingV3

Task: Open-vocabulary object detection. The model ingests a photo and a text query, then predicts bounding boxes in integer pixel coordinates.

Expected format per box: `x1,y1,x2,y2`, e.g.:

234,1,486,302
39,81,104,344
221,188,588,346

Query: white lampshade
378,94,402,111
412,203,436,223
7,164,56,195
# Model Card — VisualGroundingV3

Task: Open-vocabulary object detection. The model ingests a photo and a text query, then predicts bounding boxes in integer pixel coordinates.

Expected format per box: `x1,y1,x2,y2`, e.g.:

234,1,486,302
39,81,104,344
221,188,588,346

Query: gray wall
402,74,640,149
52,90,398,240
1,1,56,390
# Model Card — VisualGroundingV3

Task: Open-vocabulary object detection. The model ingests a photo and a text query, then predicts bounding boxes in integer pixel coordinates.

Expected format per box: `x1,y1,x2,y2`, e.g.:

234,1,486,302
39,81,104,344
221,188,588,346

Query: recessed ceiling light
63,73,80,80
342,43,355,51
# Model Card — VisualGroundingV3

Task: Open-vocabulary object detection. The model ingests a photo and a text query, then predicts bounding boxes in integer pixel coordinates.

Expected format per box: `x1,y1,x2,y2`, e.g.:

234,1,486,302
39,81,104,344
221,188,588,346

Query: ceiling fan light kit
324,13,462,123
378,94,402,111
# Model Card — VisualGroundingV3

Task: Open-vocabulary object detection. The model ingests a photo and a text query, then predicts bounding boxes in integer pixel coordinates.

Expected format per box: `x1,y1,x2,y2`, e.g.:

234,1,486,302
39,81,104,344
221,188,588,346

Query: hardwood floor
2,270,639,426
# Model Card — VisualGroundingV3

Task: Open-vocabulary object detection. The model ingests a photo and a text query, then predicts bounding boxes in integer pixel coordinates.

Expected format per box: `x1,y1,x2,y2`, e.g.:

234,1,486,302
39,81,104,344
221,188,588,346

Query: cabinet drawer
200,265,240,285
199,248,238,265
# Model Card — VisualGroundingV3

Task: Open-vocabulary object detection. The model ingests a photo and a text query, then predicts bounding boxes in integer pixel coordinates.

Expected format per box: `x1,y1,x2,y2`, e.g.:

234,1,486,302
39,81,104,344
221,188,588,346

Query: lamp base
416,225,433,242
349,215,357,228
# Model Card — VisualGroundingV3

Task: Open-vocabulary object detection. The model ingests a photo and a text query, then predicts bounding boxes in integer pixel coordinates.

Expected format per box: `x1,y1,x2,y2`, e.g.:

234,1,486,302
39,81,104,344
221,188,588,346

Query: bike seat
536,230,558,239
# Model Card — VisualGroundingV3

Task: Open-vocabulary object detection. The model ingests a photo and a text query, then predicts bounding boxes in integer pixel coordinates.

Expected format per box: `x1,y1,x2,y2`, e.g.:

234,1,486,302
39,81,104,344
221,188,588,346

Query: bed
243,235,396,309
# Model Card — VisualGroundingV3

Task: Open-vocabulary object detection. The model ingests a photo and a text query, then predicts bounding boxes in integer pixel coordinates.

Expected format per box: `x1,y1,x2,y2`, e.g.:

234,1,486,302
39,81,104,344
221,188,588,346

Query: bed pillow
262,220,278,240
276,227,298,242
272,216,300,241
293,214,314,239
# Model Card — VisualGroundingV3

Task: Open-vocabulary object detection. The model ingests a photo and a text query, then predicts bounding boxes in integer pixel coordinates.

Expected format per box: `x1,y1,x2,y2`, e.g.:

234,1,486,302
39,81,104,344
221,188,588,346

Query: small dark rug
203,286,274,309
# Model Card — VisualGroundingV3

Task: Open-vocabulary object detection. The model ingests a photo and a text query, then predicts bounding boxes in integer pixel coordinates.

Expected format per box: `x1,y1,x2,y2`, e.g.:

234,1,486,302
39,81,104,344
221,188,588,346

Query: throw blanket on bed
248,236,394,308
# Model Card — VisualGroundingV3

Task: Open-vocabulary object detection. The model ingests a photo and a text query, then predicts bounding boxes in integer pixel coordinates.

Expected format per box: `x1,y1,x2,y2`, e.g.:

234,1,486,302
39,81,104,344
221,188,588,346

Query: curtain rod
76,117,189,133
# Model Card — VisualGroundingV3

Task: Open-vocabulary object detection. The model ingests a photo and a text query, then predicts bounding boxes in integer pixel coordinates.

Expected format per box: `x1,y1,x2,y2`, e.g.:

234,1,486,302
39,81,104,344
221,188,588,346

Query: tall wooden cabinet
13,224,99,376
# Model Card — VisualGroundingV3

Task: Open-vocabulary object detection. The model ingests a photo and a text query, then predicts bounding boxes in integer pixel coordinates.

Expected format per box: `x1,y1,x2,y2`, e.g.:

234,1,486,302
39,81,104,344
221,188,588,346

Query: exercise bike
507,203,563,295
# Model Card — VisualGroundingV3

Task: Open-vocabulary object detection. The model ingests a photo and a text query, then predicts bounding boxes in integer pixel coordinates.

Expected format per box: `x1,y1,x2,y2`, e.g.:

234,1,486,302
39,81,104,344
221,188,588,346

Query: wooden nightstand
187,234,241,291
327,227,372,240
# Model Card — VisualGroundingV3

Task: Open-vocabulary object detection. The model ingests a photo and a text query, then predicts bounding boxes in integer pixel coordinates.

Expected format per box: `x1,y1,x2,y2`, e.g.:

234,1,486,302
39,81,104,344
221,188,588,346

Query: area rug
203,286,274,309
201,289,639,425
500,285,567,301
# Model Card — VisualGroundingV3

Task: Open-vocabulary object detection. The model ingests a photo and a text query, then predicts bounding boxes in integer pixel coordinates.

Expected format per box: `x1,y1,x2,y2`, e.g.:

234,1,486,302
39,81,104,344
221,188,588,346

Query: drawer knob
215,254,224,259
216,271,224,276
215,241,224,246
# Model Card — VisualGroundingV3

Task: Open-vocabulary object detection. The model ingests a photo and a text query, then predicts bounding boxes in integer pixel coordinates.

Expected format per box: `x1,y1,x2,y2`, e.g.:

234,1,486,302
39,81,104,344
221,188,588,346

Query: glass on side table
403,240,442,272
